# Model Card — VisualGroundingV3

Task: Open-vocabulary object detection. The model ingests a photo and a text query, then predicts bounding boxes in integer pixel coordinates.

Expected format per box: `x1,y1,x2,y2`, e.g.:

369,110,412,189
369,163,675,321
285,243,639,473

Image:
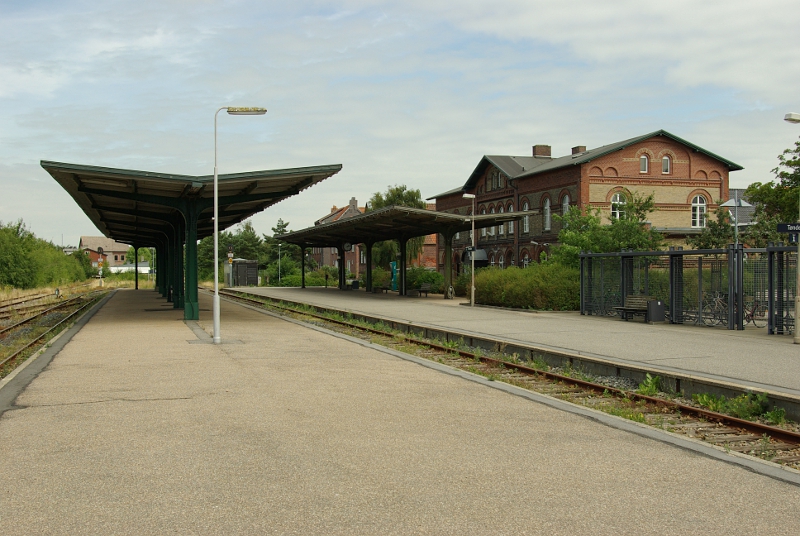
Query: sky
1,0,799,247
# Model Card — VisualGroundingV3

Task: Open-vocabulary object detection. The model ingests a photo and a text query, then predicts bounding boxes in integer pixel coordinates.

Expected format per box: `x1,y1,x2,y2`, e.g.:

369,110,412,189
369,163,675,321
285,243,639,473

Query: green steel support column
134,245,139,290
177,219,185,309
156,244,165,296
165,233,174,302
183,204,200,321
172,221,185,309
301,247,306,288
399,237,407,296
365,241,374,292
443,231,454,299
338,246,346,289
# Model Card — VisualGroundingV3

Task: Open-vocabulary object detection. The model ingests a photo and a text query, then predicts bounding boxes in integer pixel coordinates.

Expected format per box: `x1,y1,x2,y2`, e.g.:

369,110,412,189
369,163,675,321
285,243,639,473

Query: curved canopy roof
42,160,342,247
277,205,535,247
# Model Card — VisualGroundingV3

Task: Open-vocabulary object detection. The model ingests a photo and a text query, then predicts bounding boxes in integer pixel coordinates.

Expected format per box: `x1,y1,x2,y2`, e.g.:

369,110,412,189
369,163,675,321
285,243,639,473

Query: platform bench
411,283,431,297
372,286,391,294
612,295,654,321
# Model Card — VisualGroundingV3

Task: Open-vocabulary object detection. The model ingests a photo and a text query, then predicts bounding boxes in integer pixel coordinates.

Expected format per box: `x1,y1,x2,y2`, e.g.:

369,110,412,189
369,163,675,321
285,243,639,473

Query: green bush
405,266,444,293
474,263,580,310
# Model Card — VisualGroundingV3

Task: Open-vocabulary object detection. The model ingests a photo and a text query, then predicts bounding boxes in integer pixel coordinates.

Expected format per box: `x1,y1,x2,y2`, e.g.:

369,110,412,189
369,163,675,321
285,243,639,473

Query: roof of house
315,197,365,225
79,236,130,252
430,129,743,199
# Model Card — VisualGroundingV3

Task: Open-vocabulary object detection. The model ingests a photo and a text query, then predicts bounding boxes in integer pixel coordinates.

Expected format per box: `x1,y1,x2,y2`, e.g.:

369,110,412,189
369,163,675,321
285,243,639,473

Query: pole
462,193,477,307
213,107,223,344
278,243,282,283
796,185,800,344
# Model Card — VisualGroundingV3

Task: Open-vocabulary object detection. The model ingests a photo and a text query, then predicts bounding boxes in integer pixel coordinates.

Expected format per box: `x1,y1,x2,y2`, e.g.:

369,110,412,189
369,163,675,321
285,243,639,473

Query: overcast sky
2,0,799,246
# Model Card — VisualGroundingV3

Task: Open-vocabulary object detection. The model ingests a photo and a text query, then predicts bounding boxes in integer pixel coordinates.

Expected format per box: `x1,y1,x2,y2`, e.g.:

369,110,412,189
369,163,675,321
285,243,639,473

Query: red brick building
433,130,741,274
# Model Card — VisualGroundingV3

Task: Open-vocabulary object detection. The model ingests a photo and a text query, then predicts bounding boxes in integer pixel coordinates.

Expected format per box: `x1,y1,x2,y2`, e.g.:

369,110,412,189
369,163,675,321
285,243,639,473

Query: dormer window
640,155,649,173
662,155,671,174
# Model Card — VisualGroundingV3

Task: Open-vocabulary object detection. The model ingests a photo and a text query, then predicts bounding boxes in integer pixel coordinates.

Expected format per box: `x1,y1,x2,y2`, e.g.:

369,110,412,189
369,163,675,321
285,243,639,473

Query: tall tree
551,193,663,268
686,204,734,250
366,185,426,267
744,136,800,246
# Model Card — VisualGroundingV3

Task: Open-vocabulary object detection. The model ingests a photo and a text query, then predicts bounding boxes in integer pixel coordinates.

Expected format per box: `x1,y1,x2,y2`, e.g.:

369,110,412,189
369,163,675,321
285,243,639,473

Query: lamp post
784,112,800,343
278,243,282,283
463,193,476,307
214,106,267,344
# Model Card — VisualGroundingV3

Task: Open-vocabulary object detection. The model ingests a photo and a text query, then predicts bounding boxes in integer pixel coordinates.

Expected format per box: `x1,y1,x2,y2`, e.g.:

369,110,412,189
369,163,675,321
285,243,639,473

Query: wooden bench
612,295,654,321
411,283,431,297
372,285,391,294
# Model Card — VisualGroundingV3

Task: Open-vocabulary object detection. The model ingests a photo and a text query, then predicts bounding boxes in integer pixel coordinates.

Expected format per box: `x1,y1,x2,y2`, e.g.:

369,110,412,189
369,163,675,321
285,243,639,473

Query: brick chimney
532,144,551,157
572,145,586,155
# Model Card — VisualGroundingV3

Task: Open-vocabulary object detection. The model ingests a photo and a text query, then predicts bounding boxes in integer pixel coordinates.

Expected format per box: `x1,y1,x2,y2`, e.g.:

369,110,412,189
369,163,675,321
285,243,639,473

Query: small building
79,236,131,267
83,248,108,269
108,261,151,274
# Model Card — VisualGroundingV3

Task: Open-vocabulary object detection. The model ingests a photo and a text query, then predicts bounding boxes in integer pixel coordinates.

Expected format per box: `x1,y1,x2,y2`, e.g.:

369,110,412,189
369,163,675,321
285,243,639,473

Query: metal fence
579,244,796,334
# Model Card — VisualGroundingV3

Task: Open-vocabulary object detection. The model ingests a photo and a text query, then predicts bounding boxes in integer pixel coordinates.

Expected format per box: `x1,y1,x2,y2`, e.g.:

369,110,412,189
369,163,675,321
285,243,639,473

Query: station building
432,130,742,273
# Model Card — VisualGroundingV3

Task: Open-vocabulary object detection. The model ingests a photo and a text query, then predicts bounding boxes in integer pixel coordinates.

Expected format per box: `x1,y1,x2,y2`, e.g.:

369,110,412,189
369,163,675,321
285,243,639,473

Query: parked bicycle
702,291,728,327
743,300,767,328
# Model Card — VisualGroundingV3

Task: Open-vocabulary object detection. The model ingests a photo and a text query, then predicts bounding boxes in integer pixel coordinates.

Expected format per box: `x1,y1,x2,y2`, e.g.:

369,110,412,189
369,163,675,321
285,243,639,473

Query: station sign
777,223,800,233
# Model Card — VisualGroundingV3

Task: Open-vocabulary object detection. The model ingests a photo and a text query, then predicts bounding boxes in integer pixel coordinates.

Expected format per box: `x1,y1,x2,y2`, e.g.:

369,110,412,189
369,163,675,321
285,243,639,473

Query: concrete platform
1,289,800,534
238,286,800,399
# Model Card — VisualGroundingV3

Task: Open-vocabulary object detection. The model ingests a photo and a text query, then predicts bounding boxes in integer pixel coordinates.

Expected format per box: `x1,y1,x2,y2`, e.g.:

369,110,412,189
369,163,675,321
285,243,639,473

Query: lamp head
463,193,476,199
227,107,267,115
785,112,800,124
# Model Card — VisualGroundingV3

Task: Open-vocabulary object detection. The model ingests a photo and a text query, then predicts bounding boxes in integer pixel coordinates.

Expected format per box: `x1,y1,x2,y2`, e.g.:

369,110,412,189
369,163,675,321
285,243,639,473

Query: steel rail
0,296,99,369
0,295,84,336
218,288,800,446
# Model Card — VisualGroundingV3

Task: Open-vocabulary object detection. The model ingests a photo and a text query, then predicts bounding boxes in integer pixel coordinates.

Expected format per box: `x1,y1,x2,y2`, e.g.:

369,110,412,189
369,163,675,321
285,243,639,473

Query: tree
551,193,663,268
686,204,734,250
744,136,800,246
125,246,153,265
366,185,426,267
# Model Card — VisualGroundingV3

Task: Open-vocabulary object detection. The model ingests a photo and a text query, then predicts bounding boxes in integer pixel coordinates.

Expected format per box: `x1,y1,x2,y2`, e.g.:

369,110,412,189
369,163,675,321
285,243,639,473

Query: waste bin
647,300,665,324
351,280,359,290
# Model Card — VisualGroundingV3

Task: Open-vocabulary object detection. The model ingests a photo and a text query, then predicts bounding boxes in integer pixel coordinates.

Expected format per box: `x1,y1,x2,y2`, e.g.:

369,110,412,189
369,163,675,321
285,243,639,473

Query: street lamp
214,106,267,344
278,243,282,283
785,112,800,343
463,193,476,307
720,195,752,245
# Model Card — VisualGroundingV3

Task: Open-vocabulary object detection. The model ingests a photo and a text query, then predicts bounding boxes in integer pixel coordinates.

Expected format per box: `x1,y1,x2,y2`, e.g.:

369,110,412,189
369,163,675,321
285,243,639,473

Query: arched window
508,204,514,234
489,207,496,236
544,198,551,231
481,208,486,237
611,193,626,220
562,194,570,216
498,206,504,235
489,254,495,267
498,253,505,269
522,252,530,268
662,155,671,174
640,155,649,173
692,195,707,228
522,201,529,233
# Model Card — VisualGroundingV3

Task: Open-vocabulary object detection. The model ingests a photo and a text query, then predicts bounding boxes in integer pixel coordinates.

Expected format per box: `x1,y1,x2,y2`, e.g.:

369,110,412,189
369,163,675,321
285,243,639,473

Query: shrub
405,266,444,293
473,263,580,310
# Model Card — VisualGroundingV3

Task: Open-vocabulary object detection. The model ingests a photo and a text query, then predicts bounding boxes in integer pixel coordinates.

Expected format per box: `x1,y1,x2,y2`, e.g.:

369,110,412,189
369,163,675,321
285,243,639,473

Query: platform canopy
277,205,532,247
42,160,342,247
43,159,342,320
277,205,534,296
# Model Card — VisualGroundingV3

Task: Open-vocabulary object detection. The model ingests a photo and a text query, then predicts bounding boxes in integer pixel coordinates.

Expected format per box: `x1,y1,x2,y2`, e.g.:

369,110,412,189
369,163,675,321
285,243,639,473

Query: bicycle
702,292,727,327
743,300,767,328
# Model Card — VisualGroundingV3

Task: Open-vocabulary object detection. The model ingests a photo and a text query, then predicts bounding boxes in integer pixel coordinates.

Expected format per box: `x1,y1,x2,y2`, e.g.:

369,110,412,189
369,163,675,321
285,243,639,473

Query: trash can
647,300,665,324
351,280,359,290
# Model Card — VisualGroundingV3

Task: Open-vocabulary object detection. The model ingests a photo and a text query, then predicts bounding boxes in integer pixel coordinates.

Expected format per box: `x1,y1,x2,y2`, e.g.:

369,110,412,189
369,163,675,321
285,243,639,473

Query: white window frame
498,206,505,235
498,254,504,269
562,194,570,216
662,155,671,174
489,207,496,236
611,193,626,220
692,195,707,228
522,202,529,233
544,198,551,231
522,253,530,268
508,205,514,234
640,155,649,173
481,209,486,237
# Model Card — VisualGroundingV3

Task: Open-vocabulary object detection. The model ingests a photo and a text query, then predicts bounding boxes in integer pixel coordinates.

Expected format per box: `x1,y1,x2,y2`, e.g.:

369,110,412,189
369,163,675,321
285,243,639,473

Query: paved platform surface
2,289,800,535
239,286,800,397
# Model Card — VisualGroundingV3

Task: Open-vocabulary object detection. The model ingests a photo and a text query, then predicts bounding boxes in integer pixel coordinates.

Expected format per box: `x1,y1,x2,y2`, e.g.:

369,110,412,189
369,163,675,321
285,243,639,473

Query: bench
372,286,391,294
612,295,654,321
411,283,431,297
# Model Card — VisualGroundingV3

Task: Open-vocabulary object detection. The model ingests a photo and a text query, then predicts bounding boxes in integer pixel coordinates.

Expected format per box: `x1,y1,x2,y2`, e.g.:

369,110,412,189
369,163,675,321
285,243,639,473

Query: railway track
218,288,800,471
0,290,106,379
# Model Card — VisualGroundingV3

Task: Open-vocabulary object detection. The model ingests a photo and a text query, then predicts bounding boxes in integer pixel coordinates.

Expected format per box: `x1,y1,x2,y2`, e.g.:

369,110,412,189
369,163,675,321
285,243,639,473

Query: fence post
767,243,774,334
736,243,745,330
580,253,585,315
